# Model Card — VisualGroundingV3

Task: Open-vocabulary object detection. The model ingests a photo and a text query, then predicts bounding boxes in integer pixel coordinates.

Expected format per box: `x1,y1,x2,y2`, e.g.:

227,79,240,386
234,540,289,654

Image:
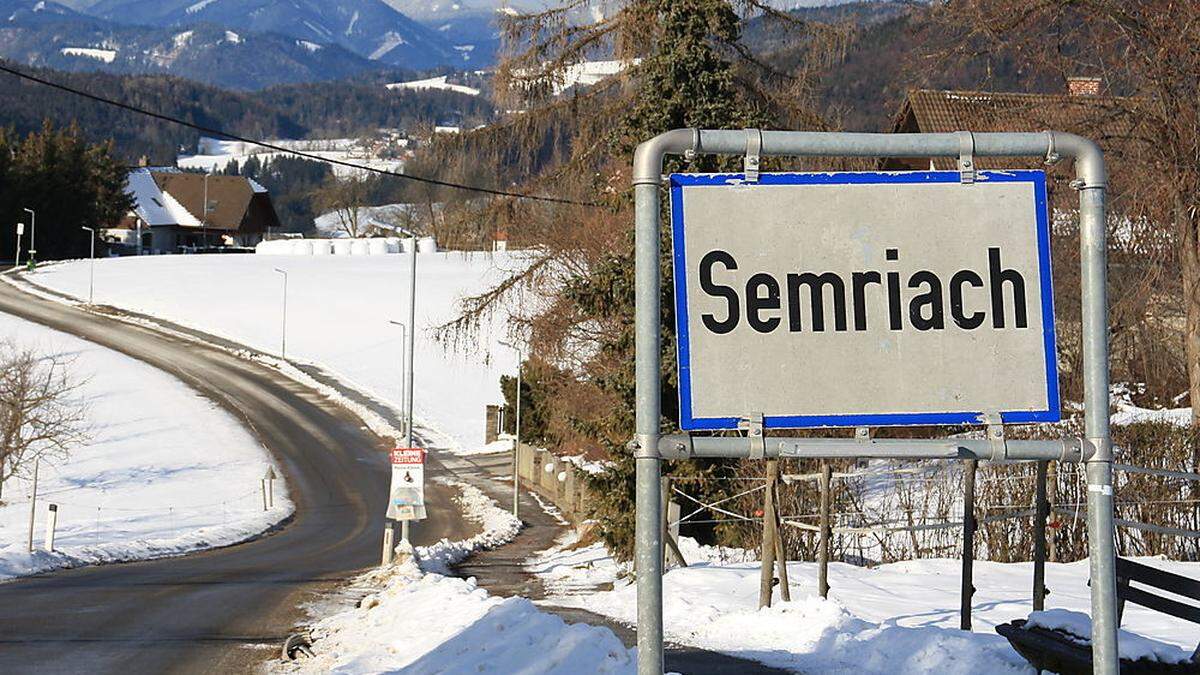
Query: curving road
0,276,474,674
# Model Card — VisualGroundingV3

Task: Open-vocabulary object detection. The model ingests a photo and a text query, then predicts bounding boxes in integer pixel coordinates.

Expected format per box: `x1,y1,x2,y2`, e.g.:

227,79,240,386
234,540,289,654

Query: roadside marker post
44,503,57,552
631,129,1116,674
14,222,24,269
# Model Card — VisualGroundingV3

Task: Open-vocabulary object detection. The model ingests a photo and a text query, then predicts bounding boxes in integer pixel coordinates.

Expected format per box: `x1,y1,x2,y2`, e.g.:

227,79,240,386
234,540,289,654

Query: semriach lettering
697,247,1029,334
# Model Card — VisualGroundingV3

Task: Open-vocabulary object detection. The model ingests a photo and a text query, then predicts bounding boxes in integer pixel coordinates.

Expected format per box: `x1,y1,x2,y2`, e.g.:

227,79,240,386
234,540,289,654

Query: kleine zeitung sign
670,170,1059,430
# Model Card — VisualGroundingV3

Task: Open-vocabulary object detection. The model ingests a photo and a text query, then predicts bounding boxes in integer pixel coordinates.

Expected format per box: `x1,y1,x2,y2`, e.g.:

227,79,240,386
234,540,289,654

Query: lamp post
80,226,95,304
500,340,523,518
273,268,287,358
23,208,35,267
399,235,417,546
389,320,409,438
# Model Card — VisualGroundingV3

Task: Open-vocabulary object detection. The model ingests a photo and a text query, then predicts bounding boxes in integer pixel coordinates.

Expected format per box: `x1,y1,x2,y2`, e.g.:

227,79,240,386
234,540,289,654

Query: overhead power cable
0,62,597,207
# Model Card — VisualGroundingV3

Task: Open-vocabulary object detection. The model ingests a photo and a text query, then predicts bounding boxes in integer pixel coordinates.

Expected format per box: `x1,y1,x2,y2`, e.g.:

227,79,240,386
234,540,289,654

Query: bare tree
0,341,90,503
316,172,373,238
928,0,1200,422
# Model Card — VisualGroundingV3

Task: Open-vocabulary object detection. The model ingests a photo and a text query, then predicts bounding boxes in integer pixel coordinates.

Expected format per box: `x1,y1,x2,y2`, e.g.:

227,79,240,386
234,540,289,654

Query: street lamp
80,226,95,304
23,208,35,267
273,268,287,358
398,236,418,547
500,339,524,518
389,320,409,438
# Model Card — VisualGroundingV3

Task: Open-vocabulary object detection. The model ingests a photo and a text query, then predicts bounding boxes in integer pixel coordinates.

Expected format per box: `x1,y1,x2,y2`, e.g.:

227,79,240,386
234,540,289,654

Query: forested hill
0,62,497,162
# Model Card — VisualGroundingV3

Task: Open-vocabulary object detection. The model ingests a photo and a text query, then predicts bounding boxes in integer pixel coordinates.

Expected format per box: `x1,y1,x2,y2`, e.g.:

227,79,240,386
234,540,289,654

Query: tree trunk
1178,197,1200,428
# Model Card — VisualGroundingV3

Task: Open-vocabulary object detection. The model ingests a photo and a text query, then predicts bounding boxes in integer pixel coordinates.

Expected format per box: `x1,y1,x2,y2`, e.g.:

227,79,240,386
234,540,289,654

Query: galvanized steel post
632,171,665,675
631,129,1116,674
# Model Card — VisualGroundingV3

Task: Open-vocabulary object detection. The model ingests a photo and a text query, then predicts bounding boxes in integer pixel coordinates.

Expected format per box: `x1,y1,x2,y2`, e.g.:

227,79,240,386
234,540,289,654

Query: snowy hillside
28,254,523,453
0,311,292,581
0,9,382,89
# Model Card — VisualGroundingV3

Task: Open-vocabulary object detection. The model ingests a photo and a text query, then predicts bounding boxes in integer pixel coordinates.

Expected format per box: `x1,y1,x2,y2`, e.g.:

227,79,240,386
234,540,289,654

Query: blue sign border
670,170,1059,431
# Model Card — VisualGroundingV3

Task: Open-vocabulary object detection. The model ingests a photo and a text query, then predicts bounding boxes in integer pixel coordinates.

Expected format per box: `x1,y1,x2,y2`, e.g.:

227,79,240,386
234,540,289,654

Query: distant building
113,168,282,253
884,78,1141,208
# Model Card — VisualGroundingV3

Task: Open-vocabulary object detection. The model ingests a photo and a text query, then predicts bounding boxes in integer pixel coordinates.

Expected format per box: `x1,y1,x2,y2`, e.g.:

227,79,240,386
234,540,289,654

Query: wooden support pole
818,462,833,599
1033,460,1049,611
772,476,790,602
960,458,978,631
661,476,687,570
758,460,780,609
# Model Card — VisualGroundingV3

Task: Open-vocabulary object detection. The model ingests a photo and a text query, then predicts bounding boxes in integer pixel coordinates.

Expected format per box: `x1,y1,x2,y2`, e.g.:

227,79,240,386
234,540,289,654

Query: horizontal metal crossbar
657,435,1091,462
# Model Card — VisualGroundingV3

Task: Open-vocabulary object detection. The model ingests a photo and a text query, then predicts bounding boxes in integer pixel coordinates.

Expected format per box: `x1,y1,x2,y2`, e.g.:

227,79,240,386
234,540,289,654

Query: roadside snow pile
0,313,291,581
282,476,632,674
27,254,526,451
1026,609,1193,664
285,563,634,674
531,533,1200,673
417,477,522,574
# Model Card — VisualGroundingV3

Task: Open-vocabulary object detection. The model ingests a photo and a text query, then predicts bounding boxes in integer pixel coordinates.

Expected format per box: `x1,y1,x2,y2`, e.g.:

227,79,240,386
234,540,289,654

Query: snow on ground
279,473,633,675
531,534,1200,673
0,312,291,581
27,254,523,453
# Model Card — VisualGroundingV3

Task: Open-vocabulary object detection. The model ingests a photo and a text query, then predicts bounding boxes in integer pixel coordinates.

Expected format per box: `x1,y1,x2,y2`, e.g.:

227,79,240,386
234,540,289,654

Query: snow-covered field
27,254,522,452
178,137,404,177
531,532,1200,673
0,312,291,581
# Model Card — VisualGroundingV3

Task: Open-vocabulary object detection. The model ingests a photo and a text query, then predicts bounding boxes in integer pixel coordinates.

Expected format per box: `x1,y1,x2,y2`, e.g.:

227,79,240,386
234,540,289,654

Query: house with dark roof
884,80,1149,209
114,168,282,254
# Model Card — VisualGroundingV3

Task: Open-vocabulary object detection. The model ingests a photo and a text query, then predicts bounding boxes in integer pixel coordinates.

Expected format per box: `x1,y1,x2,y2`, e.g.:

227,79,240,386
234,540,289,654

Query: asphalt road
0,277,476,674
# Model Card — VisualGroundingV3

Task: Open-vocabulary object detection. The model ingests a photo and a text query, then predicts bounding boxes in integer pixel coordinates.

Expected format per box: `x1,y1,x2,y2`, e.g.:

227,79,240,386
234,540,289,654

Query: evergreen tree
0,121,131,262
469,0,839,558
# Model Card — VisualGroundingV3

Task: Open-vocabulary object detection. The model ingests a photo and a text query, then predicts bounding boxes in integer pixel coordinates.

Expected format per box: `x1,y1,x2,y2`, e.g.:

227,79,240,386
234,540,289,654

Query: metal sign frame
631,129,1117,675
670,168,1061,430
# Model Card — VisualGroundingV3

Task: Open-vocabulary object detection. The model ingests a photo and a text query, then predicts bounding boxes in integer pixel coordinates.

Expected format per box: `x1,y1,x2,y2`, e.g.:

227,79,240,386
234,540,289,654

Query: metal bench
996,558,1200,674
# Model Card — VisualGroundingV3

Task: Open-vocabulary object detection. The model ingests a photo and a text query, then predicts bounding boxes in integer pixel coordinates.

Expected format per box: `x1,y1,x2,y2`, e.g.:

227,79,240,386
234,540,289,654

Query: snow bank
280,469,630,675
0,313,291,581
416,477,522,575
531,534,1200,673
284,565,634,674
27,254,524,453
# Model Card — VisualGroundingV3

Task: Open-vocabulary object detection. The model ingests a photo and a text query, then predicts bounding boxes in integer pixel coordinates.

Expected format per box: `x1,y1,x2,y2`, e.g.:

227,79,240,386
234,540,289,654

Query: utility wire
0,62,598,207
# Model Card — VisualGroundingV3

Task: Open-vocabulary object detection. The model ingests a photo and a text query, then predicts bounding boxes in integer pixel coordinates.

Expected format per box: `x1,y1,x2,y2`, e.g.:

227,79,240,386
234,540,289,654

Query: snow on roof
248,178,268,194
126,169,201,227
386,75,481,97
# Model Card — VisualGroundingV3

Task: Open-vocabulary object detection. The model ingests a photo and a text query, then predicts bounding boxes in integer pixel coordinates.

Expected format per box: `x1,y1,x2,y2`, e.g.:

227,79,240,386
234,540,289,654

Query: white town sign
670,170,1058,430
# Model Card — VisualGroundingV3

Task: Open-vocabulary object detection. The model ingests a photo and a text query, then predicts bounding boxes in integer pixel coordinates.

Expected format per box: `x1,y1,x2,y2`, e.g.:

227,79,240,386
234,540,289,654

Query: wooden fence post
818,462,833,599
773,475,790,602
1033,460,1049,610
661,476,687,570
961,458,978,631
759,460,780,608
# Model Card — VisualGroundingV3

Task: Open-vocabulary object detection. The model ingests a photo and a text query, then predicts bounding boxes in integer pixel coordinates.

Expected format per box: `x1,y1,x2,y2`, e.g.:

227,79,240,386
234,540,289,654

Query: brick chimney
1067,76,1102,97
